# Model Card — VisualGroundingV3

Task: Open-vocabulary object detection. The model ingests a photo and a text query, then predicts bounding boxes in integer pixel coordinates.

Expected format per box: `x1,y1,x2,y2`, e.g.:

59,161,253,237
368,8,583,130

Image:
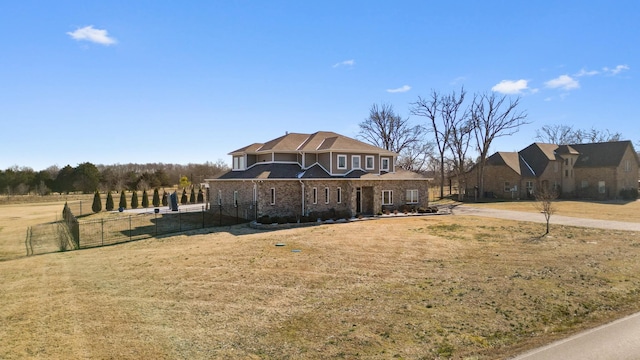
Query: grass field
2,198,640,359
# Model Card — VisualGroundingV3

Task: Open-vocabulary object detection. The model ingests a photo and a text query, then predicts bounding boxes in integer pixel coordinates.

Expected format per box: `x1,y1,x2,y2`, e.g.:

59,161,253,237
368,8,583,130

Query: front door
362,186,374,215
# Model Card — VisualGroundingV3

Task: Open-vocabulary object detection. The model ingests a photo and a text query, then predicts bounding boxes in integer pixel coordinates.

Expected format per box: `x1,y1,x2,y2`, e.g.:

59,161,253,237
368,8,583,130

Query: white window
406,189,419,203
625,159,631,172
352,155,361,169
233,156,245,170
217,190,222,205
337,187,342,203
581,180,589,188
525,181,534,192
312,187,318,204
504,182,511,192
365,156,375,170
324,187,330,204
598,181,606,194
233,191,238,207
270,188,276,205
382,190,393,205
337,155,347,169
381,158,389,172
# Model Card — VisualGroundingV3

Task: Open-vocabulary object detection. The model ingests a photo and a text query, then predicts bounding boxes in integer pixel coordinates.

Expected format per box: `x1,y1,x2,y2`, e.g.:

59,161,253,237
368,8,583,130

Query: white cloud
67,25,117,45
386,85,411,93
603,64,629,75
450,76,466,85
575,68,599,77
332,59,355,68
545,75,579,90
491,79,529,94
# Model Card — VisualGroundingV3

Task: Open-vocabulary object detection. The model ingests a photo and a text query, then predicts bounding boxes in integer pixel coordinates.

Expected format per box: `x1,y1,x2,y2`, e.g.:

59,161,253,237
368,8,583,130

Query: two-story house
205,131,431,220
463,140,639,200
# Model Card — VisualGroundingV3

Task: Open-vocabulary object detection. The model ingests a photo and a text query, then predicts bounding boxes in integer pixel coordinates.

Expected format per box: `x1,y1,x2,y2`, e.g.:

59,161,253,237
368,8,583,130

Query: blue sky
1,1,637,171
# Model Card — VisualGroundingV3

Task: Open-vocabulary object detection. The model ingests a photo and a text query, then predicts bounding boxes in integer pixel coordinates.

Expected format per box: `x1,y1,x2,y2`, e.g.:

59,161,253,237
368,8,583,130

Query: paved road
511,312,640,360
450,205,640,359
452,205,640,232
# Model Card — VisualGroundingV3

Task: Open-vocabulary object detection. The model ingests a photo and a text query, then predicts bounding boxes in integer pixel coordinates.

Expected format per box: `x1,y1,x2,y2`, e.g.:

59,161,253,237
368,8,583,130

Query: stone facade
208,178,430,219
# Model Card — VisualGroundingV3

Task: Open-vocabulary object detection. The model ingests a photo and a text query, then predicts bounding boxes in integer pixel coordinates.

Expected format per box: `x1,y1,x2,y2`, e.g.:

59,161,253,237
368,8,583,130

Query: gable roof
210,163,429,181
570,141,636,168
229,131,397,156
518,143,559,176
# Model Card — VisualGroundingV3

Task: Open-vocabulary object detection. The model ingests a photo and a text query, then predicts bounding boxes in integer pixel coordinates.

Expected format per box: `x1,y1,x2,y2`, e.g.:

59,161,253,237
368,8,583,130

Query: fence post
179,210,182,232
236,205,239,224
219,204,222,226
129,215,132,241
155,211,157,236
202,206,205,228
25,227,31,256
101,218,104,246
79,201,82,216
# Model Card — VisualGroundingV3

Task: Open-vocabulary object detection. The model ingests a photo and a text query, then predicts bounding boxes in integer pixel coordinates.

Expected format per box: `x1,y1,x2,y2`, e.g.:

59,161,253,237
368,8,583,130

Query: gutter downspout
299,180,305,217
251,180,258,220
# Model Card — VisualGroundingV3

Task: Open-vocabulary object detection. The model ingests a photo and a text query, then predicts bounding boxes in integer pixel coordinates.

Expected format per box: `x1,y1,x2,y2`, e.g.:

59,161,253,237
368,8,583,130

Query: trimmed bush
181,189,188,204
197,188,204,203
162,191,168,206
142,189,149,208
152,188,160,207
92,190,102,213
105,191,114,211
190,187,196,204
131,191,139,209
119,191,127,209
620,188,639,200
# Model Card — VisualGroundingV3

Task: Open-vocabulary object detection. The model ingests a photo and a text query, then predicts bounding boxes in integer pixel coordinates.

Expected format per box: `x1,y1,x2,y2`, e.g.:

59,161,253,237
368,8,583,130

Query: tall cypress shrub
152,188,160,207
119,190,127,209
190,187,196,204
197,188,204,203
131,191,139,209
181,189,188,204
106,191,114,211
162,191,168,206
92,190,102,213
142,189,149,208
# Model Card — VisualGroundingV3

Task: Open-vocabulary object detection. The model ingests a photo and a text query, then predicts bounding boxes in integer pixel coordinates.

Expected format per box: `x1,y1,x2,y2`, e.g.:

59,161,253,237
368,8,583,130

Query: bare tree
535,124,576,144
441,89,472,201
396,141,435,172
470,93,529,199
358,103,424,154
573,127,621,143
534,187,558,235
411,90,458,199
535,124,621,144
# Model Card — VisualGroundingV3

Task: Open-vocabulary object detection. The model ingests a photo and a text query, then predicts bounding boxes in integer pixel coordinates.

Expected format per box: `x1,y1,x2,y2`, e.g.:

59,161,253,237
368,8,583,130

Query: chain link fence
25,202,257,256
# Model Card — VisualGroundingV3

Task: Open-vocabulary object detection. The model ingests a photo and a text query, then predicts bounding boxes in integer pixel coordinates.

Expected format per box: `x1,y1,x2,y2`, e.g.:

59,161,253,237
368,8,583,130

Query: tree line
359,87,630,200
0,161,229,196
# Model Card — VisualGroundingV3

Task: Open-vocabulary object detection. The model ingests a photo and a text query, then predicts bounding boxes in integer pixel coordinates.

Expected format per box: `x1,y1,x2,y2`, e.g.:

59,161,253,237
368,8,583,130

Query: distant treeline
0,161,229,195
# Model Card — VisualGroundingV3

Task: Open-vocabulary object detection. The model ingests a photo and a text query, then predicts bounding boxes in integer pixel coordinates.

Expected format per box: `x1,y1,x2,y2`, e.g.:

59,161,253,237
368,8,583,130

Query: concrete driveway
452,205,640,232
450,204,640,359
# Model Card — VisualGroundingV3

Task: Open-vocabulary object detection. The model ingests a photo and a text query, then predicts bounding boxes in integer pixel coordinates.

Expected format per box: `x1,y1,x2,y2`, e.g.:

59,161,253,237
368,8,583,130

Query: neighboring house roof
228,131,397,156
570,141,636,168
474,140,637,179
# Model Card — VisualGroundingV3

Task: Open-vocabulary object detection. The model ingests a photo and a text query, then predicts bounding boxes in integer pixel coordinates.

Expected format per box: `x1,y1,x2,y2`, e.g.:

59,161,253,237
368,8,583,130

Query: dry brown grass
2,212,640,359
463,199,640,223
0,201,69,261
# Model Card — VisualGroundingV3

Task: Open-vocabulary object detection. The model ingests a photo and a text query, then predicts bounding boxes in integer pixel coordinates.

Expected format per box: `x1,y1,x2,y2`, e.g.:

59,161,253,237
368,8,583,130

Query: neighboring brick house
205,131,431,220
463,141,639,200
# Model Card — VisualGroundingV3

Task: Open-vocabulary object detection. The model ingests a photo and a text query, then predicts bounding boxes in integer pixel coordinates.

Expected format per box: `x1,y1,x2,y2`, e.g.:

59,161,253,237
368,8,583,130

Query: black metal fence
25,202,257,256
